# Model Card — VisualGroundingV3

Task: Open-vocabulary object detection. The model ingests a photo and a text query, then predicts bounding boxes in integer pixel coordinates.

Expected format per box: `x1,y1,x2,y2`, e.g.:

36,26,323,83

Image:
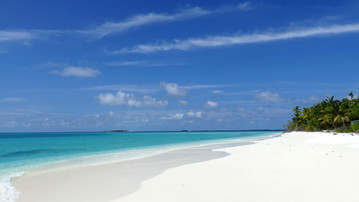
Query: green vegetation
287,92,359,133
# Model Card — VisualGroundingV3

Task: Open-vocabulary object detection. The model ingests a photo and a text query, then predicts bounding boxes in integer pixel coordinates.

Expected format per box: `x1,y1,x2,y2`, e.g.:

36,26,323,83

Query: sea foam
0,172,24,202
0,131,280,201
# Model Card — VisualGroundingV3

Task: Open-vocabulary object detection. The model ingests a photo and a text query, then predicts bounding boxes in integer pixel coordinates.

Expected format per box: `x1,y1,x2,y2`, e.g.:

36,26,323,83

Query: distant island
104,130,130,132
287,92,359,133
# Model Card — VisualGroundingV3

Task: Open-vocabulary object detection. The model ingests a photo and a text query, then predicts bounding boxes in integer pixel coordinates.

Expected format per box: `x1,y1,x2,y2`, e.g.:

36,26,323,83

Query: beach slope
14,132,359,202
114,132,359,202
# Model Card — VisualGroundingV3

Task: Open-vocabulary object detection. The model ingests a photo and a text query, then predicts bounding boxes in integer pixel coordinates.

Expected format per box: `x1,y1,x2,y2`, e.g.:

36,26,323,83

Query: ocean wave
0,172,24,202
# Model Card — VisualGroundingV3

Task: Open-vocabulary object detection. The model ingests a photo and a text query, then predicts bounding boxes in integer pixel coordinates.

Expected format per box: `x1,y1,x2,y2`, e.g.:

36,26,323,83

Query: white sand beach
13,132,359,202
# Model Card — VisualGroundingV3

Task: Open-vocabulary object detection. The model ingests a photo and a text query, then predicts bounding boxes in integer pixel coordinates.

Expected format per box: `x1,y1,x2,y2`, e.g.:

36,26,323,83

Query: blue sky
1,0,359,132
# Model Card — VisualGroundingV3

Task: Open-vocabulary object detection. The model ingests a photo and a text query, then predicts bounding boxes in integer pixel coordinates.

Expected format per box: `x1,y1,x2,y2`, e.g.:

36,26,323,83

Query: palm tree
299,107,310,120
323,101,351,129
318,115,332,129
293,106,301,118
288,92,359,131
325,96,335,105
349,92,355,100
351,102,359,121
292,106,302,129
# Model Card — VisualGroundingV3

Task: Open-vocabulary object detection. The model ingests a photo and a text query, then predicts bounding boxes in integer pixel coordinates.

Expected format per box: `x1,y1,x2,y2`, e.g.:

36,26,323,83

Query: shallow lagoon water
0,131,281,202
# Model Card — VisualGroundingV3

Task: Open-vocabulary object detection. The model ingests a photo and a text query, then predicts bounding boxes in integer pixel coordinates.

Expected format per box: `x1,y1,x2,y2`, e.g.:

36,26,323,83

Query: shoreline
12,135,277,202
3,131,279,176
13,131,359,202
4,134,275,181
14,148,229,202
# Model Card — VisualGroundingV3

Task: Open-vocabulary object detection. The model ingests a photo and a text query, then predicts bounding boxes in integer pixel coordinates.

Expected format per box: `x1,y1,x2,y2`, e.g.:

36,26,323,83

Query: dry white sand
14,132,359,202
113,132,359,202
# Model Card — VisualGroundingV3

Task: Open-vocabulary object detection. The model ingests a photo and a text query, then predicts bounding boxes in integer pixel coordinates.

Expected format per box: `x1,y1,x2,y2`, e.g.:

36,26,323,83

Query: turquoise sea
0,130,281,201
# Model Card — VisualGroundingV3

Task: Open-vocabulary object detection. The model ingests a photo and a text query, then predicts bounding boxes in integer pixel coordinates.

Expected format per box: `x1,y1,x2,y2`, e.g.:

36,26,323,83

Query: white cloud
237,1,253,11
186,111,195,117
117,23,359,53
179,100,188,106
84,85,158,93
0,4,253,44
97,91,168,107
79,7,210,38
78,4,251,38
206,101,219,108
2,98,24,102
104,60,184,67
0,31,35,42
186,111,202,118
212,90,224,94
105,61,143,66
85,83,227,94
255,91,283,103
142,96,168,107
0,30,57,43
183,84,229,89
161,110,203,120
161,113,185,120
51,66,100,77
97,91,129,105
0,106,289,131
161,82,187,97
